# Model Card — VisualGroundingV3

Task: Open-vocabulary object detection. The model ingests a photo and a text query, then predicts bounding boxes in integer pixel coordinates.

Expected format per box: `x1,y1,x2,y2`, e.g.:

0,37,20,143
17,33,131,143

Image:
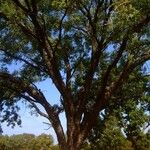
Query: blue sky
2,77,66,143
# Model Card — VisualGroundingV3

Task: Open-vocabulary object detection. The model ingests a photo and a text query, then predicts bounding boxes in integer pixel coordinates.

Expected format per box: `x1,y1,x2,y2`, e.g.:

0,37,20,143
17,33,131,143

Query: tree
84,115,150,150
33,134,54,150
0,0,150,149
7,134,35,150
0,133,57,150
86,116,133,150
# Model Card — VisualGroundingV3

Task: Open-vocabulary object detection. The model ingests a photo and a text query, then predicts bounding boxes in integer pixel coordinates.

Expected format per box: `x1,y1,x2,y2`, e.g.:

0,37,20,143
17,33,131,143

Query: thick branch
2,1,74,118
77,42,103,109
2,3,74,146
80,52,150,142
100,35,128,93
0,72,57,120
0,72,44,103
76,1,113,115
28,6,72,103
16,22,37,39
92,15,150,113
12,0,29,13
0,71,67,148
79,16,150,141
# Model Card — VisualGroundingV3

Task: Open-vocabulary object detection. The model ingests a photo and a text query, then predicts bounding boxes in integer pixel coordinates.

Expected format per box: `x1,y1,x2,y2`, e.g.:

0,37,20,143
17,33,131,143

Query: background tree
0,0,150,150
33,134,54,150
85,116,133,150
0,133,57,150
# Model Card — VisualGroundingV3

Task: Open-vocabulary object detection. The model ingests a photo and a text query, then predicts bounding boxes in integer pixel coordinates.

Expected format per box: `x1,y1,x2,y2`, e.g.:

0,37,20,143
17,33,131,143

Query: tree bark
66,133,83,150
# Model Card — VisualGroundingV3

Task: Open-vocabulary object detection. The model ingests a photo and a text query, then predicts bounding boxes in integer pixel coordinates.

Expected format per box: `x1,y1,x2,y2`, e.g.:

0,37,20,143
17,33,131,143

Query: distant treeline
0,133,59,150
0,130,150,150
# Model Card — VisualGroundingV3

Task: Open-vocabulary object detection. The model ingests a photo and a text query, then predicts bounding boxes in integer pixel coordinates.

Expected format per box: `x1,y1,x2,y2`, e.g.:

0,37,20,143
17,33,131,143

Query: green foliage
32,134,54,150
0,133,58,150
111,72,150,145
0,0,150,105
85,114,150,150
85,70,150,150
86,116,133,150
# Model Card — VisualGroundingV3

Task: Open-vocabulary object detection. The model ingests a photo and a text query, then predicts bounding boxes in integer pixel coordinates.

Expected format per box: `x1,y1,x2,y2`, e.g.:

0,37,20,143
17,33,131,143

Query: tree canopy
0,0,150,150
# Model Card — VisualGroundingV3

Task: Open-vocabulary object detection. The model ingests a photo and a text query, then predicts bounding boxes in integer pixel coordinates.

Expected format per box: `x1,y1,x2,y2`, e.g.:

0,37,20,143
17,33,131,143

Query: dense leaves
0,133,58,150
86,70,150,149
83,115,150,150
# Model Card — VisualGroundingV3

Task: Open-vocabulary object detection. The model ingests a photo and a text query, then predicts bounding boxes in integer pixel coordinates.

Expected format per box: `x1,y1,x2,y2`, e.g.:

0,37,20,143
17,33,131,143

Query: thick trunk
65,115,83,150
66,136,83,150
58,137,82,150
66,124,85,150
67,145,81,150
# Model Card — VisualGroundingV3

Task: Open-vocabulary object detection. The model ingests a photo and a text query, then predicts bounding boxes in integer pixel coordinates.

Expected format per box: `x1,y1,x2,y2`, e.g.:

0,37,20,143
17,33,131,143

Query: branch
72,26,89,36
30,101,49,119
24,0,31,11
53,8,72,87
79,4,98,47
43,122,52,130
130,52,150,69
0,71,67,147
93,0,103,23
0,71,58,119
31,0,37,14
0,49,46,72
0,11,9,20
11,1,73,108
107,15,150,44
100,35,128,94
79,16,150,140
81,52,150,140
0,72,47,104
2,1,74,131
16,22,37,39
0,9,37,39
20,94,49,119
55,8,68,49
94,16,150,110
12,0,29,13
28,8,68,98
21,94,36,102
110,52,150,91
76,1,114,114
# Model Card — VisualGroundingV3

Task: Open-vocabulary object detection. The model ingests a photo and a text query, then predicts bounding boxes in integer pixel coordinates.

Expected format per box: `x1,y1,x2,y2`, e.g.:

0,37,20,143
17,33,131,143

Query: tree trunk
58,138,82,150
66,137,83,150
65,126,85,150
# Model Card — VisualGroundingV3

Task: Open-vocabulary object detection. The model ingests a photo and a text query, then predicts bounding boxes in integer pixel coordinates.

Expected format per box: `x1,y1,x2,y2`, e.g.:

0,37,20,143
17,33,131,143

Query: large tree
0,0,150,150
